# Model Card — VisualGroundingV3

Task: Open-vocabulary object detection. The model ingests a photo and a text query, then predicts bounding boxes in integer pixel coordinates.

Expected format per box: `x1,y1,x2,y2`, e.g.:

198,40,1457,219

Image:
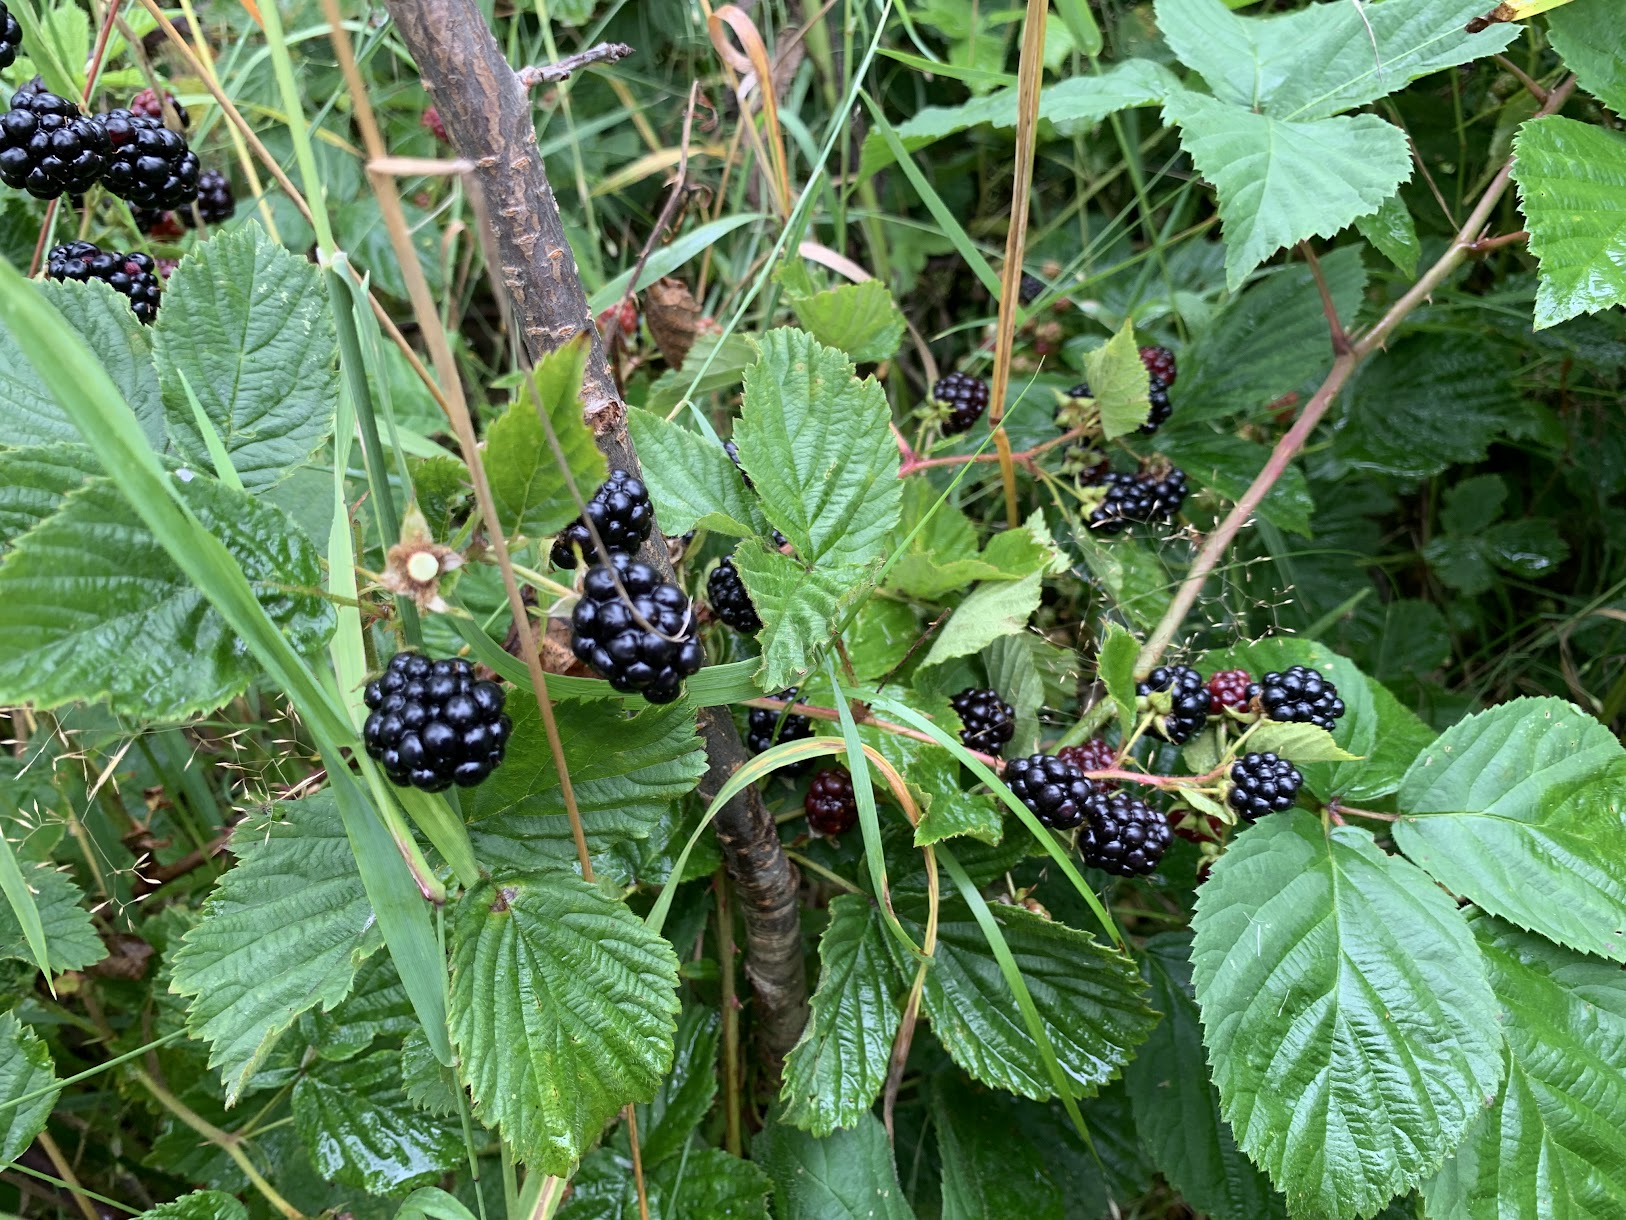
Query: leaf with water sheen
1512,117,1626,330
0,444,101,551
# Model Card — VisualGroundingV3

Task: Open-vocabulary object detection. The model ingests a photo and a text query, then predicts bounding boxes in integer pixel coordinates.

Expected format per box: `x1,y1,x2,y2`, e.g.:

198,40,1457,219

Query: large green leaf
291,1048,463,1194
733,542,871,691
467,700,706,871
636,1005,721,1168
1546,0,1626,117
0,475,334,721
1163,89,1412,290
134,1192,247,1220
567,1147,772,1219
0,861,105,972
921,571,1044,669
1126,934,1285,1220
755,1110,915,1220
624,409,763,538
1423,913,1626,1219
786,279,906,365
780,894,909,1136
1511,117,1626,331
1192,812,1505,1220
733,327,902,567
154,223,338,491
484,338,607,541
170,794,382,1103
448,872,680,1175
0,444,102,550
1393,697,1626,962
0,1011,58,1166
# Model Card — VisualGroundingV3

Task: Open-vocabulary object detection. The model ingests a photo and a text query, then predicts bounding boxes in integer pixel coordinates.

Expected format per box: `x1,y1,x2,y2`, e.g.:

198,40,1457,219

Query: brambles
100,107,201,210
1206,668,1253,712
1080,789,1172,876
1137,664,1211,744
1085,467,1189,534
747,689,815,775
362,651,512,791
570,552,704,704
45,241,162,323
1249,665,1346,730
550,469,654,568
707,555,761,633
933,371,990,436
1003,754,1093,829
1226,752,1303,821
951,687,1015,757
0,85,110,199
805,767,856,835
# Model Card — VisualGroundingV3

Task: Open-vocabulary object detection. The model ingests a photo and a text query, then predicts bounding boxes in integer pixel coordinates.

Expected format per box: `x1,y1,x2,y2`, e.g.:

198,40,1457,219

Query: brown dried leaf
644,277,704,369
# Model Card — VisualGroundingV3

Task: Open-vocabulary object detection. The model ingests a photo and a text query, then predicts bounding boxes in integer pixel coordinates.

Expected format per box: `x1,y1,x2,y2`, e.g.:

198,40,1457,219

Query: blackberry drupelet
747,689,815,775
707,556,762,633
1057,737,1116,785
184,168,234,226
1003,754,1094,830
1248,665,1346,730
0,4,20,70
933,371,990,436
0,85,110,199
1081,789,1172,876
952,688,1015,757
806,768,857,835
129,87,189,129
362,651,512,791
1206,668,1253,712
1138,345,1177,386
100,107,200,210
45,241,162,323
1226,751,1302,821
550,469,653,568
570,552,705,704
1136,664,1210,744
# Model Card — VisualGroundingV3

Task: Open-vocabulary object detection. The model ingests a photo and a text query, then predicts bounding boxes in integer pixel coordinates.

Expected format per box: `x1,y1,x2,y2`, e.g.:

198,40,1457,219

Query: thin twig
624,1104,650,1220
517,41,635,88
616,82,701,320
34,1133,98,1220
1466,229,1528,254
1493,54,1548,104
1299,243,1351,355
716,869,742,1157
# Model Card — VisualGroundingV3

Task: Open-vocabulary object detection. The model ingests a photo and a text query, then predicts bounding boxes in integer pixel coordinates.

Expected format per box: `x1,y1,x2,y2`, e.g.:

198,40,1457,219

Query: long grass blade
0,828,51,985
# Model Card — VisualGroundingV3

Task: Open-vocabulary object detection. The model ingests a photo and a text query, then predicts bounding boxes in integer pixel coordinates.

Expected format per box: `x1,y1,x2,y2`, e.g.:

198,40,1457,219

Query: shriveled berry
806,768,857,835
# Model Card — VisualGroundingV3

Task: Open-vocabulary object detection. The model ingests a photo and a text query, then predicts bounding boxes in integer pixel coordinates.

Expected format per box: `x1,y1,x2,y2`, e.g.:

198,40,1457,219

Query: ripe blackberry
183,168,233,226
1248,665,1345,731
805,768,857,835
45,241,162,324
1206,668,1253,712
951,688,1015,757
707,556,761,633
100,107,200,210
571,552,704,704
747,689,815,774
1057,738,1116,785
1080,790,1172,876
129,87,189,129
1136,664,1210,745
1138,345,1177,386
933,371,989,436
0,5,20,71
362,651,512,791
1226,752,1302,822
550,470,653,568
1141,375,1173,434
1002,754,1094,830
0,85,110,199
1086,468,1188,533
1019,272,1045,304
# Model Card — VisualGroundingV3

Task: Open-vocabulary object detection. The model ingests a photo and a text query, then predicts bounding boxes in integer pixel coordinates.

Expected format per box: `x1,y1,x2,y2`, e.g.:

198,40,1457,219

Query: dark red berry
1206,668,1253,712
1138,345,1177,386
806,768,857,835
1057,738,1116,786
130,87,189,129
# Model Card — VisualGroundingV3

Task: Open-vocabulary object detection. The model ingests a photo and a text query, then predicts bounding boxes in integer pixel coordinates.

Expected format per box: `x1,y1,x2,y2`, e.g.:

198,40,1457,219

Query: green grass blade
176,369,245,491
0,828,51,985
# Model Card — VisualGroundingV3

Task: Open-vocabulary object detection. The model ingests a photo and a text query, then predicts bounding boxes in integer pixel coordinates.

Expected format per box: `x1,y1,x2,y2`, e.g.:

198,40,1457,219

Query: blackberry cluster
1003,754,1094,830
100,107,200,210
570,552,704,704
1080,790,1172,876
707,556,762,633
1057,737,1116,785
132,206,183,238
129,88,189,129
933,371,989,436
1206,668,1253,712
806,768,857,835
185,168,234,226
1138,345,1177,433
1139,345,1177,386
747,689,815,774
1086,467,1188,534
362,651,512,791
1226,752,1302,821
0,85,110,199
952,687,1015,757
45,241,162,323
1249,665,1345,730
1136,664,1210,745
1019,272,1045,304
0,4,20,71
550,470,653,568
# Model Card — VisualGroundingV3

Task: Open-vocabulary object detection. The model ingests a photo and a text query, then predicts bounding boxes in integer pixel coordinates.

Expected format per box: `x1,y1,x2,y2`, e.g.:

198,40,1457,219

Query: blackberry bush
747,689,815,774
362,651,512,791
1085,467,1188,533
570,552,704,704
1138,345,1177,385
1226,751,1303,821
951,687,1015,756
1136,664,1210,744
45,241,162,324
0,84,109,199
1080,789,1172,876
1002,754,1094,829
933,371,990,436
805,767,857,835
707,555,761,633
100,107,201,210
1249,665,1346,730
550,469,653,568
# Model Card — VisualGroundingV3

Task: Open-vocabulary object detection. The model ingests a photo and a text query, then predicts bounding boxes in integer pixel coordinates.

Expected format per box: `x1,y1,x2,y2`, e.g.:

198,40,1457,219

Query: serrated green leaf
1125,934,1286,1220
292,1047,462,1194
645,332,759,413
448,872,680,1175
1547,0,1626,117
0,860,105,972
155,223,338,491
1394,697,1626,962
636,1005,720,1167
1098,621,1139,741
568,1145,772,1219
1511,116,1626,330
1083,321,1151,439
170,795,382,1103
485,337,607,540
1355,193,1422,275
921,572,1043,669
467,700,705,871
1441,475,1508,535
624,408,762,538
780,895,908,1136
1423,913,1626,1219
1192,811,1505,1220
1070,532,1170,630
399,1029,461,1119
135,1192,247,1220
846,598,922,684
755,1110,915,1220
410,455,471,541
1246,721,1360,762
787,279,906,364
0,444,103,551
933,1075,1070,1220
734,328,902,566
0,475,334,722
732,542,869,690
305,953,417,1062
1164,88,1412,290
0,1011,58,1166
